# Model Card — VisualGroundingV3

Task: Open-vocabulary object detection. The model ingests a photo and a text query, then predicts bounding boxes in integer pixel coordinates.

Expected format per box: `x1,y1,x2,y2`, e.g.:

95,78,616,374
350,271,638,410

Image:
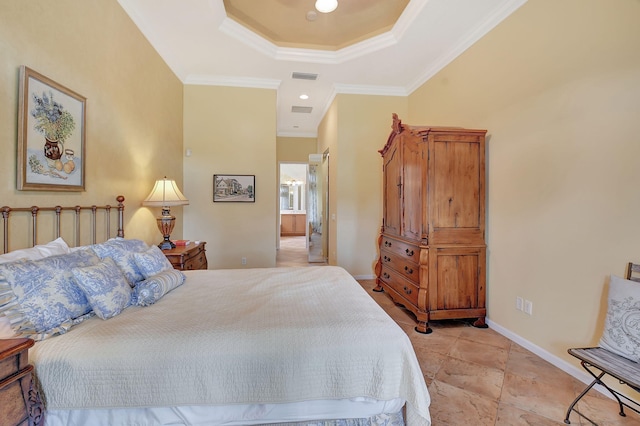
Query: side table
163,242,207,271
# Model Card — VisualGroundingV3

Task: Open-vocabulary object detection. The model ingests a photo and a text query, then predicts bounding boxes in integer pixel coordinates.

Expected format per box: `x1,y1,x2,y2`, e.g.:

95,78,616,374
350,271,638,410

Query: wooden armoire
374,114,487,334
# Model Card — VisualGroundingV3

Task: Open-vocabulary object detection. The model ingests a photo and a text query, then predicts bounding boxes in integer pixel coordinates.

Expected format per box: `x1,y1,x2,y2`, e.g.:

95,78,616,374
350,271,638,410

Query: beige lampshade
142,177,189,207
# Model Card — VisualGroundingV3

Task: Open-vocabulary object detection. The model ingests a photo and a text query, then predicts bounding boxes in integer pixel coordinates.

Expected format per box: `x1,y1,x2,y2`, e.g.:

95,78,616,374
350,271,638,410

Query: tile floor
277,236,640,425
277,235,325,267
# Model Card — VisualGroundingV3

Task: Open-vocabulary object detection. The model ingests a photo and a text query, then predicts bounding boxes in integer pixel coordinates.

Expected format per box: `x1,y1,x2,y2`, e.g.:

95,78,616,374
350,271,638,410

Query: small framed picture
213,174,255,203
17,66,86,191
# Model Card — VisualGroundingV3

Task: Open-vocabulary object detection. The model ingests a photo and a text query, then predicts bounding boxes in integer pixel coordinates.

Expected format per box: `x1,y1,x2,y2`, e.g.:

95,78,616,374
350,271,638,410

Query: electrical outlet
241,257,247,265
516,296,523,311
524,300,533,315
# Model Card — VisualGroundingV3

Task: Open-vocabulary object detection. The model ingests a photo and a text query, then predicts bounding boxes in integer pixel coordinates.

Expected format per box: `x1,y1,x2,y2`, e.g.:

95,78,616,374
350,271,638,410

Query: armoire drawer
380,235,420,264
380,249,419,284
380,265,419,306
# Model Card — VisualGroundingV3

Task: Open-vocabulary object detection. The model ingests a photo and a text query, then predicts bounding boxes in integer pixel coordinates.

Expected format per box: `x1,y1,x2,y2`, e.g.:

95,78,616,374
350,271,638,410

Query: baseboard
353,274,376,280
486,318,614,398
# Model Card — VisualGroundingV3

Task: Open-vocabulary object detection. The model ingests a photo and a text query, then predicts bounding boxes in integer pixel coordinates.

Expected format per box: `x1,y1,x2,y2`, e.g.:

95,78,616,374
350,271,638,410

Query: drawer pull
405,248,414,257
403,286,412,295
404,266,413,274
383,255,391,262
384,241,392,247
383,272,390,279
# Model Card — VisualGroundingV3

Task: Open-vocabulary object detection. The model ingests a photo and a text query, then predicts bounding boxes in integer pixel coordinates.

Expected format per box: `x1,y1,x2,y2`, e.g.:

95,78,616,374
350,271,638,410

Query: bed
0,197,431,426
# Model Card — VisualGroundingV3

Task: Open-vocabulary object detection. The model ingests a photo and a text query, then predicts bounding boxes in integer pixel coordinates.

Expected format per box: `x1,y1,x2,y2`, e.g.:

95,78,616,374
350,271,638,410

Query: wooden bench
564,262,640,424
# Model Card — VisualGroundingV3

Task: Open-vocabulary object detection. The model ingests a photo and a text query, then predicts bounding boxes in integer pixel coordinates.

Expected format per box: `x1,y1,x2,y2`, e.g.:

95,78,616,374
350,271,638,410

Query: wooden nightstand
0,338,44,426
163,242,208,270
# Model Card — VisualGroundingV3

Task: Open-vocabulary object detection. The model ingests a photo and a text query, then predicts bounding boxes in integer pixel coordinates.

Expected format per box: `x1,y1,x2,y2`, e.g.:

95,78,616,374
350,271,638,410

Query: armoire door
401,134,425,241
428,132,485,245
382,142,401,236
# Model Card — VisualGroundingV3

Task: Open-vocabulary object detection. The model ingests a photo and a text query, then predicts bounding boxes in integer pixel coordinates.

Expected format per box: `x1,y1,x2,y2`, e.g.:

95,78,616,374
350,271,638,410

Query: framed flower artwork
17,66,86,191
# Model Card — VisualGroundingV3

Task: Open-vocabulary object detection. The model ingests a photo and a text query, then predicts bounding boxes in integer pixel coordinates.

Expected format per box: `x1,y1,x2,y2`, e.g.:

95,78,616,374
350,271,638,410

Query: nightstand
163,242,208,270
0,338,44,426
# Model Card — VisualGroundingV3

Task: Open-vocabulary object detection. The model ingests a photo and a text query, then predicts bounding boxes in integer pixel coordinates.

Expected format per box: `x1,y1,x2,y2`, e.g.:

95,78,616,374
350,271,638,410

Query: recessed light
315,0,338,13
299,94,309,100
306,11,317,21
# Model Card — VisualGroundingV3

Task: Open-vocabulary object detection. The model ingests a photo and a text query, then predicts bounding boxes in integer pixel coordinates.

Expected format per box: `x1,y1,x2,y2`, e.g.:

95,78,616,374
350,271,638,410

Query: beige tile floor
277,236,640,425
277,235,325,266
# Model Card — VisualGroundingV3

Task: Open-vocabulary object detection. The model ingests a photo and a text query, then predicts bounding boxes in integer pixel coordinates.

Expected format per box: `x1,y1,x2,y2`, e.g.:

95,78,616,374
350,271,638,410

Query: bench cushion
598,275,640,362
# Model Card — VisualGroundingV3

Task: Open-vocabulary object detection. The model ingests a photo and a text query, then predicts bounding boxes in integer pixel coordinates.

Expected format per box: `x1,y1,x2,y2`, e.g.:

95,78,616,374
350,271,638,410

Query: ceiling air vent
292,106,313,113
292,72,318,80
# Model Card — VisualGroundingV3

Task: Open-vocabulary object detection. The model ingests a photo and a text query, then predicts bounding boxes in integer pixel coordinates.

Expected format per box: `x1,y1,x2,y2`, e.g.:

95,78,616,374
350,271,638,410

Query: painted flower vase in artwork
44,137,63,167
31,90,75,168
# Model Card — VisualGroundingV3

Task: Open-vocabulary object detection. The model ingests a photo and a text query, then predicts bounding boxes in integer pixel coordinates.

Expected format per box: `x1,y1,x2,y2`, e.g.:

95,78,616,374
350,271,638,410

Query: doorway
307,150,329,263
278,163,308,262
276,153,328,266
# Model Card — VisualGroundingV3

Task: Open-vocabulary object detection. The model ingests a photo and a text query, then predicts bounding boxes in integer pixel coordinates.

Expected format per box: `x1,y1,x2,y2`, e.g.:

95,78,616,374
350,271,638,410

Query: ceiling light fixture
299,94,309,100
315,0,337,13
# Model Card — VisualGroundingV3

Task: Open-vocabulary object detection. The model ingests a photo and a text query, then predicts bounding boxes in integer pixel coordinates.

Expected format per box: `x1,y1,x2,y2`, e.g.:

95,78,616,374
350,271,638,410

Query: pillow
0,249,100,339
598,275,640,362
133,245,174,279
0,315,15,338
0,237,70,264
133,269,185,307
72,257,132,320
90,238,149,286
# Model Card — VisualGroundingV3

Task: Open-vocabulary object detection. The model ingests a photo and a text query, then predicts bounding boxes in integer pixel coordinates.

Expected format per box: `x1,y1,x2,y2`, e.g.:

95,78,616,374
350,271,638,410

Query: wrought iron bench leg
564,374,602,424
565,361,631,424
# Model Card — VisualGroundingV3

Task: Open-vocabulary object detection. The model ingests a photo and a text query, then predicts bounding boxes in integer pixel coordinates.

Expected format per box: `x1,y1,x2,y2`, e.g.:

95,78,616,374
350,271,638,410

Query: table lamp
142,177,189,250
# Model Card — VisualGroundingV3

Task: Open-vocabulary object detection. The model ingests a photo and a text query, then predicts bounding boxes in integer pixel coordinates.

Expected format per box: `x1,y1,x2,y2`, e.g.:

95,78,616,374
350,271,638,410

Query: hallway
276,236,325,267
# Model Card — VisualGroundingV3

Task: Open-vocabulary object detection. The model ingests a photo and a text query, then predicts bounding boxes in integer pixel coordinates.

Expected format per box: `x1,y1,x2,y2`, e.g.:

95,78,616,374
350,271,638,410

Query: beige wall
409,0,640,369
183,85,277,269
276,136,317,163
318,94,408,276
0,0,184,248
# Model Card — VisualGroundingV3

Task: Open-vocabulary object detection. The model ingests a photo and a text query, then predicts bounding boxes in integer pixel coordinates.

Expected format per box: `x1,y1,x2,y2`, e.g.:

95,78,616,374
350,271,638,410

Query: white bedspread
30,266,430,426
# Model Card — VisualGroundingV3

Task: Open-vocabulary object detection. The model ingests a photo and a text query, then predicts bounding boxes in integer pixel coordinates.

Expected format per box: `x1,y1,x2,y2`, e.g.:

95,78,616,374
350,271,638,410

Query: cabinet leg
472,316,489,329
415,321,432,334
373,278,384,292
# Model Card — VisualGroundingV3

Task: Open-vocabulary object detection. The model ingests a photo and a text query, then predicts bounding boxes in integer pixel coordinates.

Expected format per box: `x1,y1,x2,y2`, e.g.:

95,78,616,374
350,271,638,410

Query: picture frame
213,174,255,203
17,66,86,191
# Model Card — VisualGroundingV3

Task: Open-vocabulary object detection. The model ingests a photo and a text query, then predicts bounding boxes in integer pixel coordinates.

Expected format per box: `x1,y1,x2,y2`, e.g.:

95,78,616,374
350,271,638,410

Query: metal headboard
1,195,125,254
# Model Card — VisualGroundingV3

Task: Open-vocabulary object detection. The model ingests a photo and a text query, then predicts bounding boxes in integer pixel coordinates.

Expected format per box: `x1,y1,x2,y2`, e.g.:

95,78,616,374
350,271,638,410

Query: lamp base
158,238,176,250
156,210,176,251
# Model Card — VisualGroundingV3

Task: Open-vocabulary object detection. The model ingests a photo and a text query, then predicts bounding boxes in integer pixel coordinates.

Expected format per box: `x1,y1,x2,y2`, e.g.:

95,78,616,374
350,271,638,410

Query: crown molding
184,75,281,89
334,84,408,97
218,0,429,65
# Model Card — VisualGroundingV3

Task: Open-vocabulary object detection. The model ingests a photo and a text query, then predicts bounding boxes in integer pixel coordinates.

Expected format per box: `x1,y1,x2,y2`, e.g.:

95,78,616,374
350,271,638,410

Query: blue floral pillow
72,257,132,320
133,245,174,279
133,269,185,306
90,238,148,286
0,249,100,339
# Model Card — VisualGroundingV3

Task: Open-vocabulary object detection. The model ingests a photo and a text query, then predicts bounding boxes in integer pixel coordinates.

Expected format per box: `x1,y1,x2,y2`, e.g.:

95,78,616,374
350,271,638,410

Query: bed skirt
44,398,405,426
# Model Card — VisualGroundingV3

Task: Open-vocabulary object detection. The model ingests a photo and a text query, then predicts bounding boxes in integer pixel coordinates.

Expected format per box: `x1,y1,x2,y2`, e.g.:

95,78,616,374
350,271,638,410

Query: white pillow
598,275,640,362
0,237,70,264
0,316,15,338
